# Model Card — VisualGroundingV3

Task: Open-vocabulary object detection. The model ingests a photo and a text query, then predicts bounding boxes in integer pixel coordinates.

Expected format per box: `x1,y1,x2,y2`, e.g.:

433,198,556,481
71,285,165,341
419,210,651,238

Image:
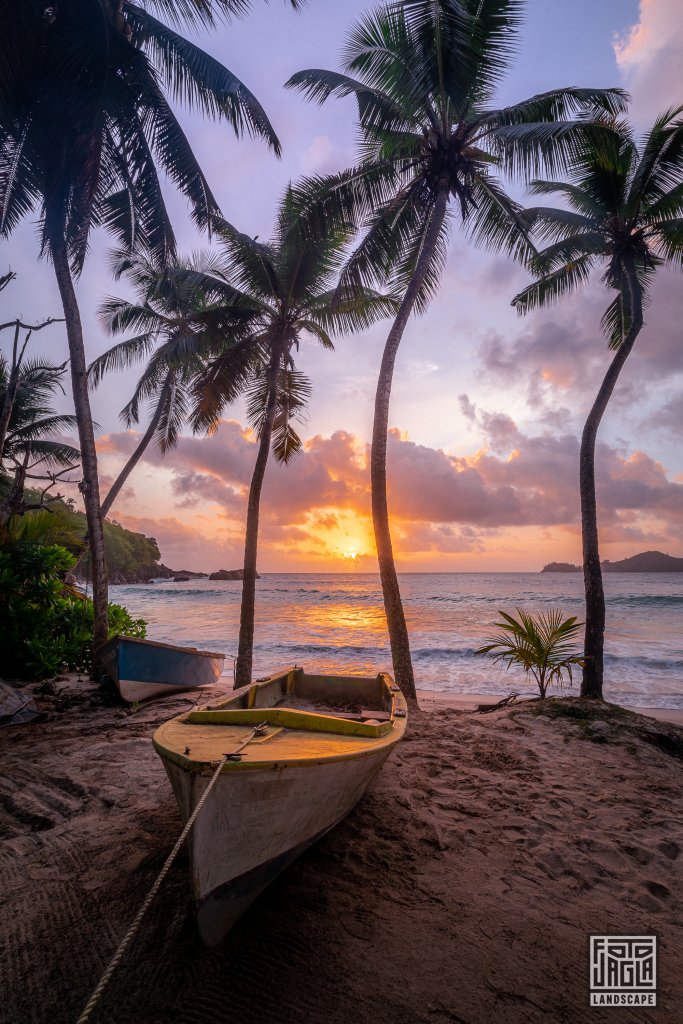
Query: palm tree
512,109,683,698
90,250,257,518
0,358,80,526
476,608,584,699
0,0,290,656
287,0,626,701
180,195,398,688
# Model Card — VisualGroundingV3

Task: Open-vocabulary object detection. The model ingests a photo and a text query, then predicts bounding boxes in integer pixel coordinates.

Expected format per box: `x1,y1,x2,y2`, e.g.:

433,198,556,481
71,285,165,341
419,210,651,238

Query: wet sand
1,676,682,1024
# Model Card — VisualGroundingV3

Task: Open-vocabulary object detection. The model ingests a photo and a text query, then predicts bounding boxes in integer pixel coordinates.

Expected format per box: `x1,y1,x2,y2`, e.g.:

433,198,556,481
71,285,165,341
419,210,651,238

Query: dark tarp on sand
0,679,38,726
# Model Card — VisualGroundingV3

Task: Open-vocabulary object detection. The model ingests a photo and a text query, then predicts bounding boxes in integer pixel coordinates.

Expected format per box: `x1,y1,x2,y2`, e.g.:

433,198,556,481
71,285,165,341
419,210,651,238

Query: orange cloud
99,409,683,573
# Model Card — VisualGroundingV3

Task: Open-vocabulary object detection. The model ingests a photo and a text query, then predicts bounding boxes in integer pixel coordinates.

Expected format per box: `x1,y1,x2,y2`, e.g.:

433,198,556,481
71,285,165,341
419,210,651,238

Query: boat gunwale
97,634,226,660
152,666,407,774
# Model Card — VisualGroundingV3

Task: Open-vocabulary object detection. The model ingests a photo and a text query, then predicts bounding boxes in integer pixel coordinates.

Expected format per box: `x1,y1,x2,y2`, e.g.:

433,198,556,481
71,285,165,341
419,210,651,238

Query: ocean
111,572,683,709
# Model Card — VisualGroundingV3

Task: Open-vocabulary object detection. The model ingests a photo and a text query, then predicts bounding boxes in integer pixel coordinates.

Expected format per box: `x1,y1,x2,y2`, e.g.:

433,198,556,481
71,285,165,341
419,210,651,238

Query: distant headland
542,550,683,573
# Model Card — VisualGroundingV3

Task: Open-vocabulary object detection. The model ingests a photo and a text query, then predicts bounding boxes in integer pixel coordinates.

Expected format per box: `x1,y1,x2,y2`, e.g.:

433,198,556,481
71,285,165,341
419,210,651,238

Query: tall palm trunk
371,179,450,704
580,265,643,698
51,237,109,665
234,344,282,688
101,372,174,518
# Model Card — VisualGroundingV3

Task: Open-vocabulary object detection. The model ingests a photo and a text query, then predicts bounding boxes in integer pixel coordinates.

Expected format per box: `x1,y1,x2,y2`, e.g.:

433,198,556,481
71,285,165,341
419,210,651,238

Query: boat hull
99,635,224,703
162,746,394,945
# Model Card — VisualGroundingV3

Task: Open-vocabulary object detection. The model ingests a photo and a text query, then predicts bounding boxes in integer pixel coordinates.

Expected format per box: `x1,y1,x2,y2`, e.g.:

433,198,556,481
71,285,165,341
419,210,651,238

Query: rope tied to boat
75,723,267,1024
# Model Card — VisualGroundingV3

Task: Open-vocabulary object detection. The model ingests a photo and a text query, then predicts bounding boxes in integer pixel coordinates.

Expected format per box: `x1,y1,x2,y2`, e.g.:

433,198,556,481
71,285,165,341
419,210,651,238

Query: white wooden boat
153,666,407,945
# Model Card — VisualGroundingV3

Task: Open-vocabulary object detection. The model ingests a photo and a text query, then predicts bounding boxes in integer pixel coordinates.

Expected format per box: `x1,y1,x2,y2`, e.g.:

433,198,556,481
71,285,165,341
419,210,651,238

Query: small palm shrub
476,609,584,699
0,543,146,679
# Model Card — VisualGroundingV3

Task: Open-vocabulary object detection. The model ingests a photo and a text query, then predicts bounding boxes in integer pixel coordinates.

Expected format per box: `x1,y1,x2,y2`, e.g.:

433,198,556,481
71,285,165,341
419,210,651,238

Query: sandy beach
1,676,682,1024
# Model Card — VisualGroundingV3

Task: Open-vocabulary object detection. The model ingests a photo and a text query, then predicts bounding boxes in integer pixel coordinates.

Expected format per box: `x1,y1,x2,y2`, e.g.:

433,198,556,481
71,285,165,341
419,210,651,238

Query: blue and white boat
98,636,225,703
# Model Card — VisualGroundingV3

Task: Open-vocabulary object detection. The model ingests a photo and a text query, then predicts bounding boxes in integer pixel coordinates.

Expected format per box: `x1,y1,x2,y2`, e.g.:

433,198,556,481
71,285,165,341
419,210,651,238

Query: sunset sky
1,0,682,572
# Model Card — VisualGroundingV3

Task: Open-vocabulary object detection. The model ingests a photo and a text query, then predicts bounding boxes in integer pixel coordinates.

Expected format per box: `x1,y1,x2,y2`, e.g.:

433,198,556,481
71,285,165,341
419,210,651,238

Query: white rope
75,752,229,1024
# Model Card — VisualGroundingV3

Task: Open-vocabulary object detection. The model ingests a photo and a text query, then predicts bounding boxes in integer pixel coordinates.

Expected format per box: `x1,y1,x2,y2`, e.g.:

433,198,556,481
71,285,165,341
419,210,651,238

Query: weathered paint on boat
98,635,225,703
153,666,407,945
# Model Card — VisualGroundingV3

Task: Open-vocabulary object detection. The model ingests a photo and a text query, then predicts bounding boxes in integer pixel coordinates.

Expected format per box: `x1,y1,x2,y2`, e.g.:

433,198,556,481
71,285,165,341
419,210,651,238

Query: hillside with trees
542,551,683,573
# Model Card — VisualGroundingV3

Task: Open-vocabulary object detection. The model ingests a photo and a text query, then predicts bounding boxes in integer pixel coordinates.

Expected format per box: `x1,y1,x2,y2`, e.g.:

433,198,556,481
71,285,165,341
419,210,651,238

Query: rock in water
209,569,260,581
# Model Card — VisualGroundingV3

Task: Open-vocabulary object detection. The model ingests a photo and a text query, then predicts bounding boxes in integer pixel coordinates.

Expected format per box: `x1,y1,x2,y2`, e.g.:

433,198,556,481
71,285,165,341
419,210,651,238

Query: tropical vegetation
0,543,146,680
512,108,683,698
0,358,80,527
476,609,584,700
287,0,626,701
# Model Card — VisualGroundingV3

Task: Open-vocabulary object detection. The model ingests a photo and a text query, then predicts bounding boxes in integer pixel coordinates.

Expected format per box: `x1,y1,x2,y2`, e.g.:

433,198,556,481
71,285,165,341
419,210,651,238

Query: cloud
299,134,347,174
615,0,683,123
614,0,683,124
644,387,683,438
458,394,477,422
100,408,683,570
478,270,683,426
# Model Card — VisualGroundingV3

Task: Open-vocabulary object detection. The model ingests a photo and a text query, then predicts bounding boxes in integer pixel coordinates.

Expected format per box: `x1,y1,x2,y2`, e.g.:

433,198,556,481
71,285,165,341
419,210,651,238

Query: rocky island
542,550,683,573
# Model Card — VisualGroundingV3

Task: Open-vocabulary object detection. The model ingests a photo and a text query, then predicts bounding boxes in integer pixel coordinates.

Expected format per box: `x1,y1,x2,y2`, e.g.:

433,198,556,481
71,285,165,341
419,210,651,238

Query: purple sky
2,0,682,571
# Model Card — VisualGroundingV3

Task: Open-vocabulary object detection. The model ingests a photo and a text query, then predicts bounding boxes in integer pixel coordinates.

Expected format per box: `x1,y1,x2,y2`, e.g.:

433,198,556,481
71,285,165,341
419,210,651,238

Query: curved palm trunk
234,346,282,689
51,238,109,668
101,373,174,519
372,180,450,705
580,267,643,698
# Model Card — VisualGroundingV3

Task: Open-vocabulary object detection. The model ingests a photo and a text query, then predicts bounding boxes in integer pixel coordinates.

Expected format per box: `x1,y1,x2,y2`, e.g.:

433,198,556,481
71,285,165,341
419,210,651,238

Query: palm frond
284,163,401,243
467,172,535,261
511,255,595,314
245,365,312,464
190,336,265,434
13,438,80,469
126,4,282,153
486,86,629,128
651,217,683,266
628,106,683,208
88,334,159,388
285,69,404,129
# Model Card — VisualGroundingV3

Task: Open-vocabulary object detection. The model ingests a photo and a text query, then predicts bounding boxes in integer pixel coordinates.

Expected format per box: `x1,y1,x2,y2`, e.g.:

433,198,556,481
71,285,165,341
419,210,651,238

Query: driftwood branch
0,315,65,334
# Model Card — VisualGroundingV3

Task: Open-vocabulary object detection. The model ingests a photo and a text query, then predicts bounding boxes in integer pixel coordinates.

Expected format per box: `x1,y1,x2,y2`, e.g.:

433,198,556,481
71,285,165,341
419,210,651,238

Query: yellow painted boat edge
186,707,394,738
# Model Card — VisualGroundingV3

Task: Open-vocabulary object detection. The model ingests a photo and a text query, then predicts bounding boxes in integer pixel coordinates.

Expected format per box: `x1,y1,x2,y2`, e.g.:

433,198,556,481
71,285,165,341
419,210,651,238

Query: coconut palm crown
512,109,683,698
90,249,258,517
1,0,292,269
286,0,627,701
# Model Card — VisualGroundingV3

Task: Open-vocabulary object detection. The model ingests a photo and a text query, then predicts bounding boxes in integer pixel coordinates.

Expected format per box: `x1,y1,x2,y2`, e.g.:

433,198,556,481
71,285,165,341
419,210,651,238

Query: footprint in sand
658,840,679,860
644,880,671,900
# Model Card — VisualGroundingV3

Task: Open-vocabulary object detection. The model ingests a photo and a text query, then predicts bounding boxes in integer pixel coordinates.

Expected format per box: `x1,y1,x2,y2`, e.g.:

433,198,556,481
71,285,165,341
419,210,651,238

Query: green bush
0,543,147,679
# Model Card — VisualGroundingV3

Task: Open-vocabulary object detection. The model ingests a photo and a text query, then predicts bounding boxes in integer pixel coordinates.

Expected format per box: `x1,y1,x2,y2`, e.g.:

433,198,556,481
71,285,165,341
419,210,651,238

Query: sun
339,548,364,567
